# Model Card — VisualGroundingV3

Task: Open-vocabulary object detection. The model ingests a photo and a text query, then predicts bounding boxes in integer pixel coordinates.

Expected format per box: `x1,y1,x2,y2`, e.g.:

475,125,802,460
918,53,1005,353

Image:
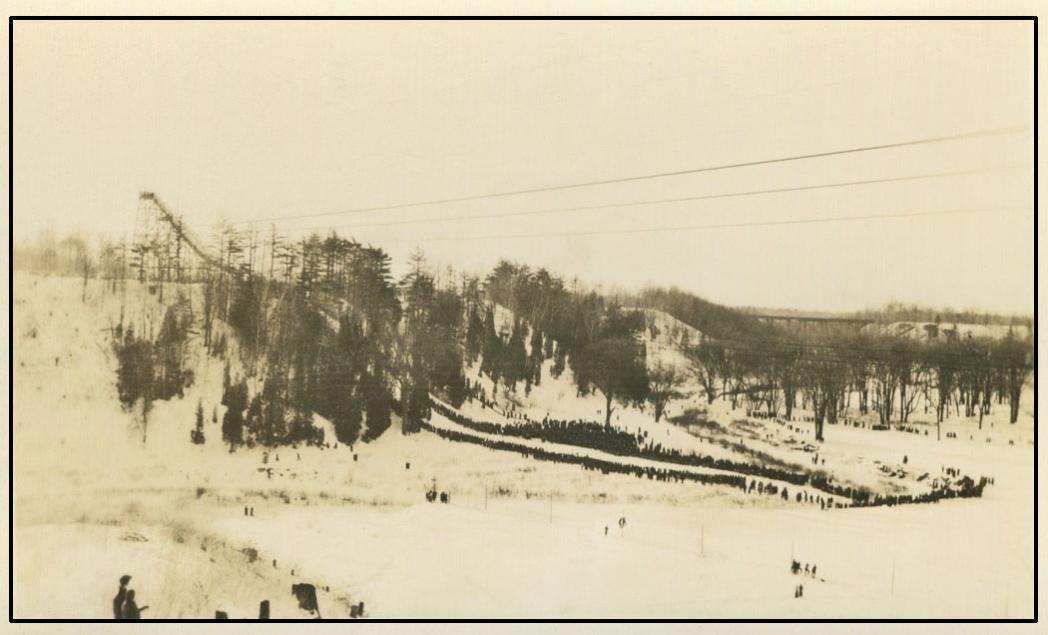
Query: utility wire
236,125,1027,225
277,165,1027,236
368,205,1024,245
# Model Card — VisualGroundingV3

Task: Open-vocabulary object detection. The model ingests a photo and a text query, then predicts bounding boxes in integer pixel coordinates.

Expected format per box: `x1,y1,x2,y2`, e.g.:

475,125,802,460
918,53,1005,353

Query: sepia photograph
6,12,1039,624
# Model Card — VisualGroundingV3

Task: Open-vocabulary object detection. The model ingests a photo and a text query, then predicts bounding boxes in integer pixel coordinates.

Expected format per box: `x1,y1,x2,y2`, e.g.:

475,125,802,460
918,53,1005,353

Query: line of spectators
429,402,991,508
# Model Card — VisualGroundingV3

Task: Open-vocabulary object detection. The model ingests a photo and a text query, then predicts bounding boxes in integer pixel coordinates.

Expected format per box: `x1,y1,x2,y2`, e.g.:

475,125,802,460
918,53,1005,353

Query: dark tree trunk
1010,387,1021,423
899,383,907,423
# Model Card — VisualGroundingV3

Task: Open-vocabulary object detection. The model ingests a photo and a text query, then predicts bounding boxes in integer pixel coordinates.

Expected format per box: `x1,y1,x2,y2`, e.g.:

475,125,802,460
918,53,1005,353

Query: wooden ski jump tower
132,191,222,299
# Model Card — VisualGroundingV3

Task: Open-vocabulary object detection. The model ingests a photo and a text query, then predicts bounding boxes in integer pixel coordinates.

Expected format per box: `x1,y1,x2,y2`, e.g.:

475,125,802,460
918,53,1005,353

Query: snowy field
11,274,1036,618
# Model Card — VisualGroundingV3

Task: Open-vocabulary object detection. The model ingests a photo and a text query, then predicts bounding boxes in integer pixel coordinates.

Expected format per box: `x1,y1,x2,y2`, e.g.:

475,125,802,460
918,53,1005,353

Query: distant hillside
850,303,1032,329
863,321,1034,342
615,286,778,342
736,306,855,320
738,302,1032,329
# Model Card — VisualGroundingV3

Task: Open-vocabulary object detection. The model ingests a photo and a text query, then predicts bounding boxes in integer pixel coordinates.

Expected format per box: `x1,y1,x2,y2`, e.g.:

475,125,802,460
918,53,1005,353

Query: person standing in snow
113,575,131,619
122,589,148,619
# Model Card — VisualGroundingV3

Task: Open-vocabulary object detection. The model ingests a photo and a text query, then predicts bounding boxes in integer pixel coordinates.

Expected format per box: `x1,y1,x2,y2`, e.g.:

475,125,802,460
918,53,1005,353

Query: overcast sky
12,20,1034,315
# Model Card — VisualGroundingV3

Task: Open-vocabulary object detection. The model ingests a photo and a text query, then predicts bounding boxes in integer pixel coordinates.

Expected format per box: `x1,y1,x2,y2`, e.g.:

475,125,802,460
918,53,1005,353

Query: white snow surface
12,274,1036,618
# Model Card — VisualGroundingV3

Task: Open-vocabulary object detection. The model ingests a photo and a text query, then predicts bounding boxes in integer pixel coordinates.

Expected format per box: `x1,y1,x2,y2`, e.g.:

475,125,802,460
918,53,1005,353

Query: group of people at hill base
790,559,818,578
790,559,821,599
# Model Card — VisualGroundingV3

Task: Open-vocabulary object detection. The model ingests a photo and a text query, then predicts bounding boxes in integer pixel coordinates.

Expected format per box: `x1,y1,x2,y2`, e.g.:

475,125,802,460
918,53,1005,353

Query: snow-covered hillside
12,274,1036,618
471,303,716,459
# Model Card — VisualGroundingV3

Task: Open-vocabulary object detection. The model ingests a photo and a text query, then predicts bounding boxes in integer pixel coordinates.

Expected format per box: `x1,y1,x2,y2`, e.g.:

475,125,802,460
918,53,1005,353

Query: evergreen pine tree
222,381,248,451
191,400,206,444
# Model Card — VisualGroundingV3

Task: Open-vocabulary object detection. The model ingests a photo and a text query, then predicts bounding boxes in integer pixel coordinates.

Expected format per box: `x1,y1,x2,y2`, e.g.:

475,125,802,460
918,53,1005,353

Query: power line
367,205,1024,245
236,125,1027,225
278,165,1027,236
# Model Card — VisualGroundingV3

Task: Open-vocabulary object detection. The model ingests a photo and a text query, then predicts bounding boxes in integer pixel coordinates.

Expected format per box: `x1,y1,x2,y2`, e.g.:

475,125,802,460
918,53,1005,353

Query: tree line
21,219,1031,450
684,328,1033,442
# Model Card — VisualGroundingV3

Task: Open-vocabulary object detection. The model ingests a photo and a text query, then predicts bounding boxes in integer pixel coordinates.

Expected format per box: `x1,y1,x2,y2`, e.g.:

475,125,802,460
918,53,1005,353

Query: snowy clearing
12,274,1035,618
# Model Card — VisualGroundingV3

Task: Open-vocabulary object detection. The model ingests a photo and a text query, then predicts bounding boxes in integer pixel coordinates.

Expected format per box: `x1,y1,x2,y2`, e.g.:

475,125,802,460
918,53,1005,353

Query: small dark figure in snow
122,589,148,619
291,583,320,617
604,526,608,536
113,575,131,619
812,565,817,578
804,563,809,575
798,584,804,598
903,455,908,464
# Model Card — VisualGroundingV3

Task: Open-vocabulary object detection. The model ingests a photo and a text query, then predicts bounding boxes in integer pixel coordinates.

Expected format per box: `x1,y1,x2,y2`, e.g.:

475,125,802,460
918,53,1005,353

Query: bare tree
646,362,688,422
799,342,849,441
998,330,1032,424
686,339,724,404
869,340,901,427
896,340,927,424
928,340,958,440
77,246,94,302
